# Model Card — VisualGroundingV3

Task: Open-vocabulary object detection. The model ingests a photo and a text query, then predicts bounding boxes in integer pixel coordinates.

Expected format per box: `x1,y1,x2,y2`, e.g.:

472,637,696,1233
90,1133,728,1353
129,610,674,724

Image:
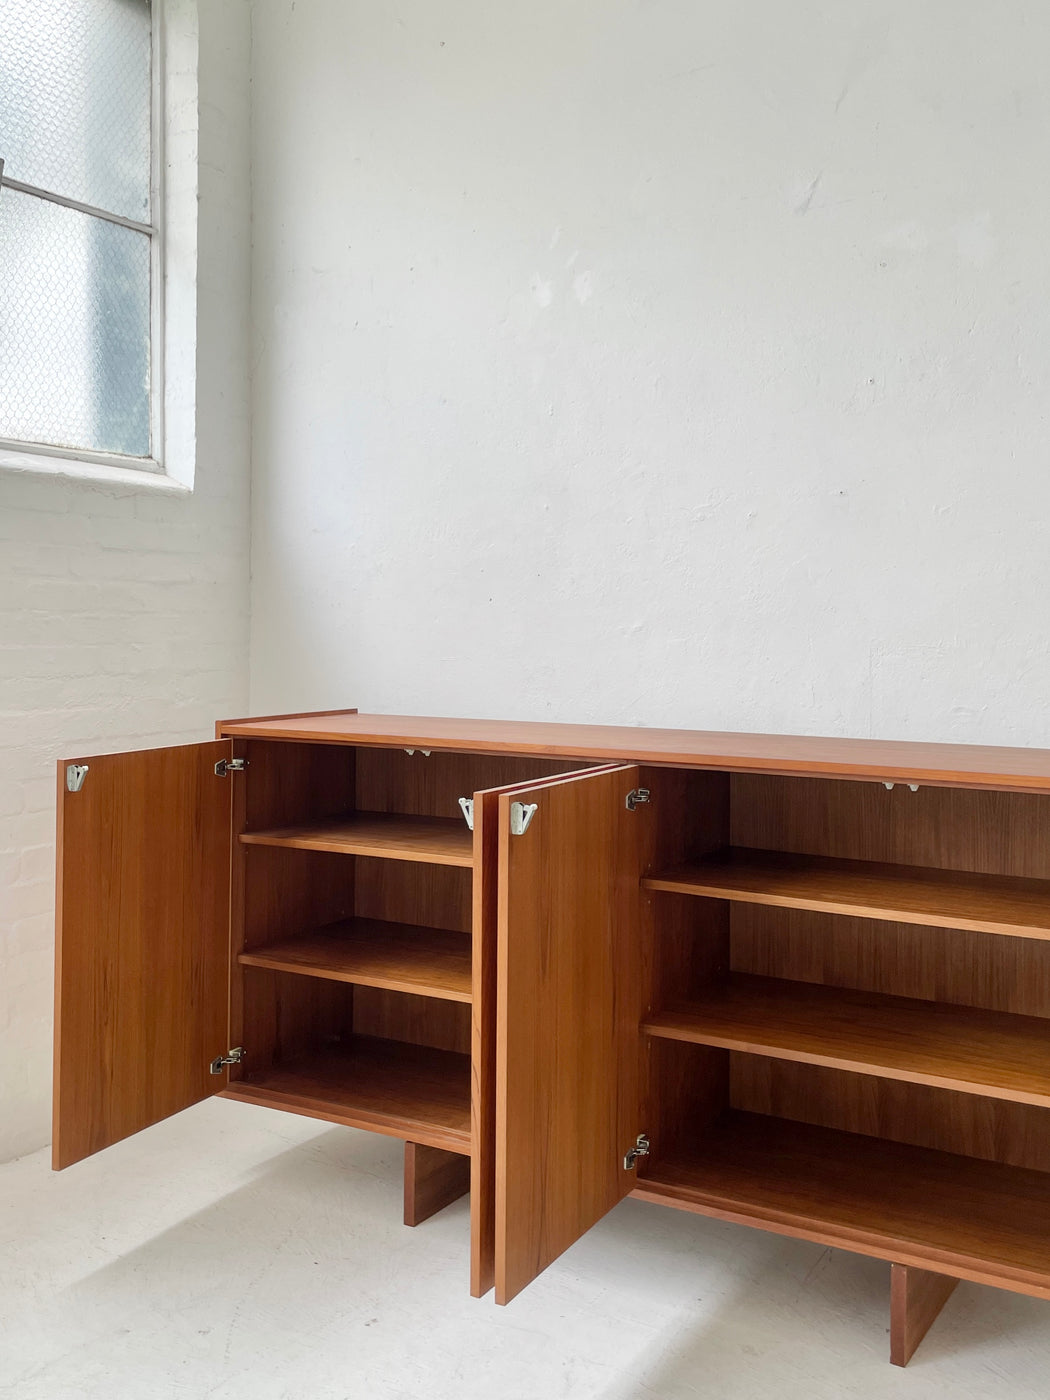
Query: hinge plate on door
509,801,538,836
458,797,474,831
625,788,650,810
66,764,89,793
214,758,248,777
209,1047,244,1074
624,1133,650,1170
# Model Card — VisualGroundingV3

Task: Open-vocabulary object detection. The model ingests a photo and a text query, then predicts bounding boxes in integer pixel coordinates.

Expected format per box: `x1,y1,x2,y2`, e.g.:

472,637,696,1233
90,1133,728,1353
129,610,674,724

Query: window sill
0,443,190,494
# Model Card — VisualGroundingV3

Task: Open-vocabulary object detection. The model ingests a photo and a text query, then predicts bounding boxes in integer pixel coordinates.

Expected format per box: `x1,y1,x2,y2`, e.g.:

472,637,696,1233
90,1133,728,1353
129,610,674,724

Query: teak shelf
643,847,1050,939
644,974,1050,1107
634,1112,1050,1299
224,1036,472,1154
241,811,474,866
239,917,472,1002
52,709,1050,1365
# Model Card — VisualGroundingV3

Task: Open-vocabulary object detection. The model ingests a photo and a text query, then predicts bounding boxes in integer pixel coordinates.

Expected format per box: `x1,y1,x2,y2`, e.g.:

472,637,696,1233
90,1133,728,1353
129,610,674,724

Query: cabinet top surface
216,711,1050,792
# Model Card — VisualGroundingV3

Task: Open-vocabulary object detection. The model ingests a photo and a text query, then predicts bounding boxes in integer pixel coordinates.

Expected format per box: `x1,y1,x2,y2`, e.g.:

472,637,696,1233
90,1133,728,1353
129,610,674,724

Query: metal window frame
0,0,165,474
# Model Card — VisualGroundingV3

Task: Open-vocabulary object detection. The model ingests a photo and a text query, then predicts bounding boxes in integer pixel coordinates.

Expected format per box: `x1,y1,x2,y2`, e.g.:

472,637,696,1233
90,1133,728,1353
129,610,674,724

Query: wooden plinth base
403,1141,470,1226
890,1263,958,1366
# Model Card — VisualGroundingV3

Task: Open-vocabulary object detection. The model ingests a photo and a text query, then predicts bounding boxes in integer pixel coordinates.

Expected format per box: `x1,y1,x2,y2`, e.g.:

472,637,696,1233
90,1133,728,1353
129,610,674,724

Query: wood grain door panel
495,765,645,1303
470,763,619,1299
53,742,233,1169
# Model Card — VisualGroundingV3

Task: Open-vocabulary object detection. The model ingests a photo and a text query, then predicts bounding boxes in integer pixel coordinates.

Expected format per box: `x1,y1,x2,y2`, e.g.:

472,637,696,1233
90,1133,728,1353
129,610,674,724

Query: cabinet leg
403,1142,470,1227
889,1263,958,1366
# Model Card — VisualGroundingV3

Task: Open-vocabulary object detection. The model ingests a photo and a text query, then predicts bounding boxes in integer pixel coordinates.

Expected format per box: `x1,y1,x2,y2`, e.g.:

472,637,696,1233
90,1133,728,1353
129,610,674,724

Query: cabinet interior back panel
244,741,358,829
353,856,471,933
719,775,1050,1171
241,966,351,1073
242,845,356,950
730,1055,1050,1173
729,775,1050,877
353,986,471,1054
730,906,1050,1017
355,748,590,819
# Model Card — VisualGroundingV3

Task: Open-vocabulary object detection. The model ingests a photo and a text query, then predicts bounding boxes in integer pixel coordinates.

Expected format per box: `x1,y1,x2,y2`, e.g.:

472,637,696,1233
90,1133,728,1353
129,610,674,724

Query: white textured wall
249,0,1050,743
0,0,252,1161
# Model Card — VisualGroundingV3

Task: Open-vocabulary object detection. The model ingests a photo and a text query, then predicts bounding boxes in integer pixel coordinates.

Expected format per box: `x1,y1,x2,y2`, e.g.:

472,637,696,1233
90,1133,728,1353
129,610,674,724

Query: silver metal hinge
214,758,248,777
458,797,474,831
509,801,538,836
624,1133,650,1170
209,1047,244,1074
625,788,651,810
66,763,89,793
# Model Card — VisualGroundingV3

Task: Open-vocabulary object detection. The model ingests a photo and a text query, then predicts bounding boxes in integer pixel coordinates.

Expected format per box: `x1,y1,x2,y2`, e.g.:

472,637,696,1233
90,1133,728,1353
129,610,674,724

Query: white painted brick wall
0,0,252,1163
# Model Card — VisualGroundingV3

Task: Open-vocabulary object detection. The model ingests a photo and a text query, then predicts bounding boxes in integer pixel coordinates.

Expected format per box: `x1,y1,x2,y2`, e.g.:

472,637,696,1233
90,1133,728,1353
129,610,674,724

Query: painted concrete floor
2,1099,1050,1400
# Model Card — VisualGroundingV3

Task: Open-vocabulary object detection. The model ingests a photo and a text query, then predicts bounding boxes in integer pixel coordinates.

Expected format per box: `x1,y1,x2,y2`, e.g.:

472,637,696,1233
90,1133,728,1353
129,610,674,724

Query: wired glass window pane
0,186,151,457
0,0,154,461
0,0,152,222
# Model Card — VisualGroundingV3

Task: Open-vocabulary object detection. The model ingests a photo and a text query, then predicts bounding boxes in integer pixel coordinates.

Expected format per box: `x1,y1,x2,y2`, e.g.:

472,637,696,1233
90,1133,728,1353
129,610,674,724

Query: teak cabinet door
53,742,233,1169
495,764,645,1303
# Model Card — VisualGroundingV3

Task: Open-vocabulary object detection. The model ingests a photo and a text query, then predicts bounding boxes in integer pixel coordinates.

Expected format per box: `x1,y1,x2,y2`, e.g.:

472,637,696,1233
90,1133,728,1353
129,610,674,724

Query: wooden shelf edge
642,848,1050,940
238,948,472,1001
213,711,1050,794
220,1081,472,1155
238,920,473,1004
643,976,1050,1109
630,1175,1050,1301
240,813,474,868
630,1112,1050,1301
641,1025,1050,1108
630,1175,1050,1300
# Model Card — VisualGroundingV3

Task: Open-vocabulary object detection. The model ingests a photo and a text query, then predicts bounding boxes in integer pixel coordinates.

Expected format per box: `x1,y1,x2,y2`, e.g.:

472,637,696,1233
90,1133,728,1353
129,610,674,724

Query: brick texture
0,0,251,1163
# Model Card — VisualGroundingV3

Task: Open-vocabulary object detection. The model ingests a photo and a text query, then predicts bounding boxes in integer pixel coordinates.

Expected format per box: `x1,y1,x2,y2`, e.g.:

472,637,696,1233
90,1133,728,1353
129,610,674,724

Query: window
0,0,159,469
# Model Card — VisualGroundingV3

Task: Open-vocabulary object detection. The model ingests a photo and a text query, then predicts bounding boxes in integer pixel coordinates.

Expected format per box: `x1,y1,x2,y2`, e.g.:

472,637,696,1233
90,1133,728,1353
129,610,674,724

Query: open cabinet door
53,742,234,1169
495,764,645,1303
470,763,623,1299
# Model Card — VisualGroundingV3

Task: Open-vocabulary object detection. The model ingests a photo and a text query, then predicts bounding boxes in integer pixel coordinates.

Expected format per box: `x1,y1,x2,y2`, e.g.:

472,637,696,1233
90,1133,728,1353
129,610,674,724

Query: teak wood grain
634,769,731,1164
217,712,1050,793
215,706,358,736
638,770,731,1010
238,918,472,1001
229,742,358,1082
241,812,474,866
242,739,358,831
470,784,501,1299
646,974,1050,1107
404,1141,471,1226
730,1055,1050,1173
353,857,471,936
354,746,588,819
239,966,350,1076
352,986,471,1054
644,849,1050,939
890,1264,958,1367
495,766,644,1304
470,765,617,1298
238,847,357,955
53,742,232,1169
222,1035,471,1153
634,1112,1050,1297
56,707,1050,1353
730,905,1050,1018
729,774,1050,878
